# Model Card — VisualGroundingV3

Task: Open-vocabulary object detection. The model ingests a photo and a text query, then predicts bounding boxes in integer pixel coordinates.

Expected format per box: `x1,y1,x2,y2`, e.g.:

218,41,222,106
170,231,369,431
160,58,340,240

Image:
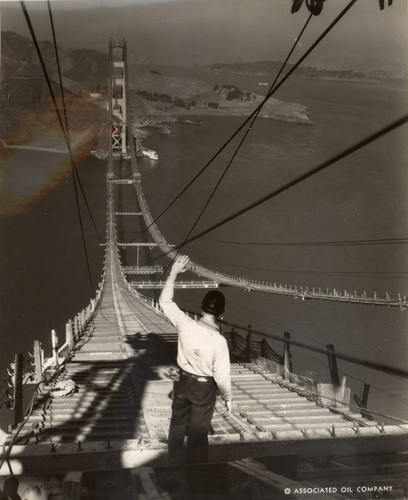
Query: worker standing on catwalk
159,255,232,464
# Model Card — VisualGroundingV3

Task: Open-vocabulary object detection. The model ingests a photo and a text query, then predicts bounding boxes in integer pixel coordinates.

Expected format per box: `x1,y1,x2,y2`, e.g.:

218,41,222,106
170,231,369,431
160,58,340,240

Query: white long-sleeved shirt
159,282,232,401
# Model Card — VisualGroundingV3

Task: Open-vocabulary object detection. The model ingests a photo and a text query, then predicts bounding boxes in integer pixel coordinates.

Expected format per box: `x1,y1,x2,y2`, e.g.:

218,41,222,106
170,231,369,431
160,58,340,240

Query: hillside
0,31,313,154
131,80,311,125
0,31,109,152
1,31,109,91
208,60,407,81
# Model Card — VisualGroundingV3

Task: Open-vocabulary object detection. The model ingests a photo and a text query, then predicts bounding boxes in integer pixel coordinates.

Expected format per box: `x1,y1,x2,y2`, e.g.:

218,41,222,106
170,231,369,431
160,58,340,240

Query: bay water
1,71,408,425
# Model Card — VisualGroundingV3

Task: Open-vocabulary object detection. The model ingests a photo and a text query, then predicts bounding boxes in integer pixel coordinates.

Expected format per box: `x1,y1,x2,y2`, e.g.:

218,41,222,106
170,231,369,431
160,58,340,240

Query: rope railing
123,113,408,425
123,93,408,423
0,265,106,434
0,379,46,473
1,144,117,455
127,294,407,422
133,289,408,384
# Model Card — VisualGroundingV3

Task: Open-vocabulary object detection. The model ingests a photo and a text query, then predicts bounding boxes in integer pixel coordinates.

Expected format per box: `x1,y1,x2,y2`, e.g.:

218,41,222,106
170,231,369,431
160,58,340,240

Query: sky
0,0,407,72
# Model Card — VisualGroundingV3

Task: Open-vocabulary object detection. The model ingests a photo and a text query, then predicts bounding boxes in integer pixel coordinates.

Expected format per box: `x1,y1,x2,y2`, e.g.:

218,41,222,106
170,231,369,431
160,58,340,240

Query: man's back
158,255,232,464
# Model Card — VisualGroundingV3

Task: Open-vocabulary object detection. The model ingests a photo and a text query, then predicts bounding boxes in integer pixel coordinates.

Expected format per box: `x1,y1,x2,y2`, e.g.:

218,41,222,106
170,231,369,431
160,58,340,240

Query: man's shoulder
214,332,228,347
160,300,191,323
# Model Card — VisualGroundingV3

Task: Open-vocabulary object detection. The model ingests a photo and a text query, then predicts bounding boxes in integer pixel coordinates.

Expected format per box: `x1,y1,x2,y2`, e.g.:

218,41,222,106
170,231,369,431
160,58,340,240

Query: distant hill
132,68,212,98
0,31,110,151
208,60,407,81
0,32,314,153
1,31,109,91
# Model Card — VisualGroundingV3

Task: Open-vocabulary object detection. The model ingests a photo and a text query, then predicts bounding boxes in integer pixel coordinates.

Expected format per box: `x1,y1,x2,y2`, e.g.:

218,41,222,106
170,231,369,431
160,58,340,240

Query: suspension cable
20,0,95,292
46,0,104,244
176,13,314,251
153,11,314,284
144,3,345,275
204,236,408,247
170,112,408,253
133,0,359,243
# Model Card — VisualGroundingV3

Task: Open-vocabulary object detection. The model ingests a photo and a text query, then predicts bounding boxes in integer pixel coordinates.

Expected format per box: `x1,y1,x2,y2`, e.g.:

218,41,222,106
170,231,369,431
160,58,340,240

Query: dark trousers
168,371,216,464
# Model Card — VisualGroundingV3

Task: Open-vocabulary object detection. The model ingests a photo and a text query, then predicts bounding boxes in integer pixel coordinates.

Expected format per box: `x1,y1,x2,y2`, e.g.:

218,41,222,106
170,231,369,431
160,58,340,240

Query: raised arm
159,255,190,327
160,255,190,304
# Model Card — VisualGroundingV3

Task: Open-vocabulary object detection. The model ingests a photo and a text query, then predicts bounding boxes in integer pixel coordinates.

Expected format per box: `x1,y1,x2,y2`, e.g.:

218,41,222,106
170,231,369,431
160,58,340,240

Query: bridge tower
109,39,129,159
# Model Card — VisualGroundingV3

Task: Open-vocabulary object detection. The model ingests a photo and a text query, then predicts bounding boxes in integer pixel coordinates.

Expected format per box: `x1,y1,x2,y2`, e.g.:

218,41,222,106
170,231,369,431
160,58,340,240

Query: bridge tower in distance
109,39,129,158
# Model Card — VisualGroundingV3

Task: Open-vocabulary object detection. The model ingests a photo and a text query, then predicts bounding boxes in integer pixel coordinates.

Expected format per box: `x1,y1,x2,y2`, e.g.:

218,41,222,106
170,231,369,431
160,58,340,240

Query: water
138,72,408,421
1,73,408,426
0,151,105,425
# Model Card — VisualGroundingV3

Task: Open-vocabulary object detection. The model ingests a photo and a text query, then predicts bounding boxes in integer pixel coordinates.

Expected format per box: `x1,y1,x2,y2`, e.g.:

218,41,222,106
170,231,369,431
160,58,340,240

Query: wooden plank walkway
3,172,404,479
8,243,376,454
2,46,408,498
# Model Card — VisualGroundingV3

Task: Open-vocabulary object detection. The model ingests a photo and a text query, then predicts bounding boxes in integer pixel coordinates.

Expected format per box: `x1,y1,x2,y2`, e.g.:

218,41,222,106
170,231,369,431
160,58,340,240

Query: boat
141,148,159,160
90,149,108,160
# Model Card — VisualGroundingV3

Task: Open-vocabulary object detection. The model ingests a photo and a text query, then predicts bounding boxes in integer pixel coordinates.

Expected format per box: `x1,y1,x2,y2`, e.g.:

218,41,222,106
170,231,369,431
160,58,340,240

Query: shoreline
205,67,387,84
173,107,312,123
130,104,312,155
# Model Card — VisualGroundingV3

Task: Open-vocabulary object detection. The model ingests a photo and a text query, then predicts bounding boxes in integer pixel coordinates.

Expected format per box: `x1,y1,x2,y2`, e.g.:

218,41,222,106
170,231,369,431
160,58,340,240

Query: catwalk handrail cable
0,276,106,426
129,290,408,425
201,262,408,281
0,285,105,475
179,309,408,381
183,307,408,426
130,283,408,401
0,379,46,474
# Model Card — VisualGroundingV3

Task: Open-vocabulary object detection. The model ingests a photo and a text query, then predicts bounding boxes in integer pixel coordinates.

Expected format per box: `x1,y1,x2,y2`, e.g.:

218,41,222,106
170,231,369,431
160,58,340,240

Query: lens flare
0,93,108,216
